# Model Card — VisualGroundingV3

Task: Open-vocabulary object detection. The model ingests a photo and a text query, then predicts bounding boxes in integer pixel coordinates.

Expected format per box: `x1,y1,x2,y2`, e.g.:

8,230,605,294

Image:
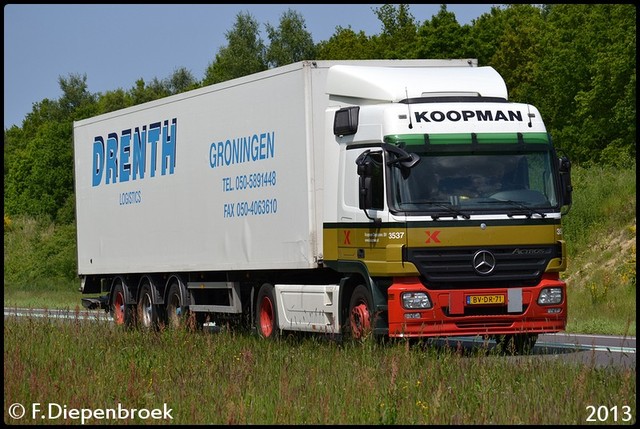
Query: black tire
110,280,135,327
256,283,279,339
137,282,159,330
494,333,538,355
347,285,373,340
165,279,189,329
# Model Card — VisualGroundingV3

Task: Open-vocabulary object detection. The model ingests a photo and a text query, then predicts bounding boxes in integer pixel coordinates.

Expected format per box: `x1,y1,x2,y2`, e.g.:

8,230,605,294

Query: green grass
3,318,636,425
4,164,637,336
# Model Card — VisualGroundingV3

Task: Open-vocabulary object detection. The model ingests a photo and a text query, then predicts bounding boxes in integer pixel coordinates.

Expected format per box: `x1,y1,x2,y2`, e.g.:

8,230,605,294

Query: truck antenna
405,87,413,129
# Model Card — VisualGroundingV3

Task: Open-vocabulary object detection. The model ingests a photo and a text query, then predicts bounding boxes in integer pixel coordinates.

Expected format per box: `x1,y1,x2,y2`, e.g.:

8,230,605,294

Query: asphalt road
4,306,636,369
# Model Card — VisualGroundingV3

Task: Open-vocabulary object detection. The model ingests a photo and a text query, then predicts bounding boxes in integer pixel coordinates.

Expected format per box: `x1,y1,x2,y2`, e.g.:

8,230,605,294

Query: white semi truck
74,59,573,352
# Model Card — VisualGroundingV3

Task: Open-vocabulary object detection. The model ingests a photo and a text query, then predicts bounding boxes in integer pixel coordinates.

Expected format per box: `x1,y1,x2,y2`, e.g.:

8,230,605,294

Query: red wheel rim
350,302,371,339
259,296,274,337
113,290,125,325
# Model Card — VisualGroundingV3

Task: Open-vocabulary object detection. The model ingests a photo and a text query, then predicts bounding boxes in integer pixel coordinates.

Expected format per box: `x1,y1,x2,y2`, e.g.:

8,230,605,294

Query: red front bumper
387,276,566,338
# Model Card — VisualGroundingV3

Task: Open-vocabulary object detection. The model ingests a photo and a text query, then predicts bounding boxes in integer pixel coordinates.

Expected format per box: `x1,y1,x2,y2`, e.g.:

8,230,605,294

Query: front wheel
256,283,279,339
348,285,373,340
493,333,538,355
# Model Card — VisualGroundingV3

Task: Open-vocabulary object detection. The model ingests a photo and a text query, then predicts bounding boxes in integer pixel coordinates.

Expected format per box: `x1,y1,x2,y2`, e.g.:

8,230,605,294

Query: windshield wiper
488,199,547,218
401,200,470,220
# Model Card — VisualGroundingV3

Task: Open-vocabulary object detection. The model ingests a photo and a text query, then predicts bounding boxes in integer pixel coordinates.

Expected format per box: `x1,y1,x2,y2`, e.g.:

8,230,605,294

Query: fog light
538,287,563,305
405,312,421,319
402,292,432,309
547,307,562,314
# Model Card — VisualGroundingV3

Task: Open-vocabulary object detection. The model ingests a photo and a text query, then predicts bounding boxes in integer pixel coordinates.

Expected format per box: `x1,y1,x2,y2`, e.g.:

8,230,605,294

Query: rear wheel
348,285,373,340
256,283,279,339
165,280,189,329
494,333,538,355
137,283,159,330
110,280,134,327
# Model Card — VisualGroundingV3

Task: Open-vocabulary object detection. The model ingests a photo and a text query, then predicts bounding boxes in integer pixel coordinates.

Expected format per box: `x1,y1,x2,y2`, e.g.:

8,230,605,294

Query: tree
4,120,74,222
202,11,267,85
265,9,316,68
95,88,132,116
533,4,636,166
416,4,471,59
315,26,373,60
57,73,95,117
487,4,546,104
370,4,418,59
166,67,198,94
4,73,98,222
465,5,507,66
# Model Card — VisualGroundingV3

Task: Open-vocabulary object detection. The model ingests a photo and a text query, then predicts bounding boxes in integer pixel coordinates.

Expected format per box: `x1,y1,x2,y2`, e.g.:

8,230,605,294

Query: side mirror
558,156,573,208
356,151,374,210
355,151,382,223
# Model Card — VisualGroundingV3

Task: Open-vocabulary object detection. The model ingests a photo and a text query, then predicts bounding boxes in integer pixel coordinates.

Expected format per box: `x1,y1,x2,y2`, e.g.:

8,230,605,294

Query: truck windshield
388,149,559,216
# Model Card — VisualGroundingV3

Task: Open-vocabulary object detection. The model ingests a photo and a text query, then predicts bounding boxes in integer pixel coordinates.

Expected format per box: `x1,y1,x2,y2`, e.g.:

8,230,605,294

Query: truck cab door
337,146,406,272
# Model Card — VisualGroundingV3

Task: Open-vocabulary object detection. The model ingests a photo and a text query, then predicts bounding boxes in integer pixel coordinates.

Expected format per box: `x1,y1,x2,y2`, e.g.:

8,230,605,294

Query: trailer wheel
256,283,279,339
165,280,188,329
493,333,538,355
137,283,159,330
348,285,373,340
111,280,134,327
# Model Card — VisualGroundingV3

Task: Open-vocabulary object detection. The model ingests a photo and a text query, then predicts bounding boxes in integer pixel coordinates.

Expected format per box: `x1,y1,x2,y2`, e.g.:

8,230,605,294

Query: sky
4,4,500,130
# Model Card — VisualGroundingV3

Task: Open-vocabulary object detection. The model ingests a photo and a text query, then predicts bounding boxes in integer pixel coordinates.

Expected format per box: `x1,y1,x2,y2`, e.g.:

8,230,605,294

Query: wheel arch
163,274,189,307
109,275,135,307
136,274,164,306
333,261,378,328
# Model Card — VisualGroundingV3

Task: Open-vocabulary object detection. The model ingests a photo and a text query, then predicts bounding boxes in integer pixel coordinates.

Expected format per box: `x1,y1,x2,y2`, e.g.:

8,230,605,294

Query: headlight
538,287,563,305
402,292,432,309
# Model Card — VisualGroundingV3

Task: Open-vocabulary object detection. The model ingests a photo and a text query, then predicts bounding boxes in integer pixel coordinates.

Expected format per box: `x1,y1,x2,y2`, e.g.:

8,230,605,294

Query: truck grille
405,245,559,289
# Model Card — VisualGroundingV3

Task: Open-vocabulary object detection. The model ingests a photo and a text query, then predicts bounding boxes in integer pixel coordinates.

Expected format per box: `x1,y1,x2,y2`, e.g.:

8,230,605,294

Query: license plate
466,294,505,305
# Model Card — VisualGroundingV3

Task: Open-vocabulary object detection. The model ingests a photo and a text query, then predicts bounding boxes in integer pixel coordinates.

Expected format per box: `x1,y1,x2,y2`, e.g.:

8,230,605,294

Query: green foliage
4,215,78,285
488,4,547,103
265,9,317,68
465,5,507,66
203,11,267,85
95,88,133,115
3,120,74,222
316,27,374,60
531,4,636,166
165,66,199,94
370,4,419,59
57,73,96,118
416,4,472,59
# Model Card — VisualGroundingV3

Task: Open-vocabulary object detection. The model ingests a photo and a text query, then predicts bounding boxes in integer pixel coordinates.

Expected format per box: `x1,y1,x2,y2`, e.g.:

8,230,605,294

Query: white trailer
74,59,572,351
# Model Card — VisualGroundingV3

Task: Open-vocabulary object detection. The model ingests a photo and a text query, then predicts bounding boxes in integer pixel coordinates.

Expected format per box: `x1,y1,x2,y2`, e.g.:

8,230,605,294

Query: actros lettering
414,110,523,123
92,118,177,187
